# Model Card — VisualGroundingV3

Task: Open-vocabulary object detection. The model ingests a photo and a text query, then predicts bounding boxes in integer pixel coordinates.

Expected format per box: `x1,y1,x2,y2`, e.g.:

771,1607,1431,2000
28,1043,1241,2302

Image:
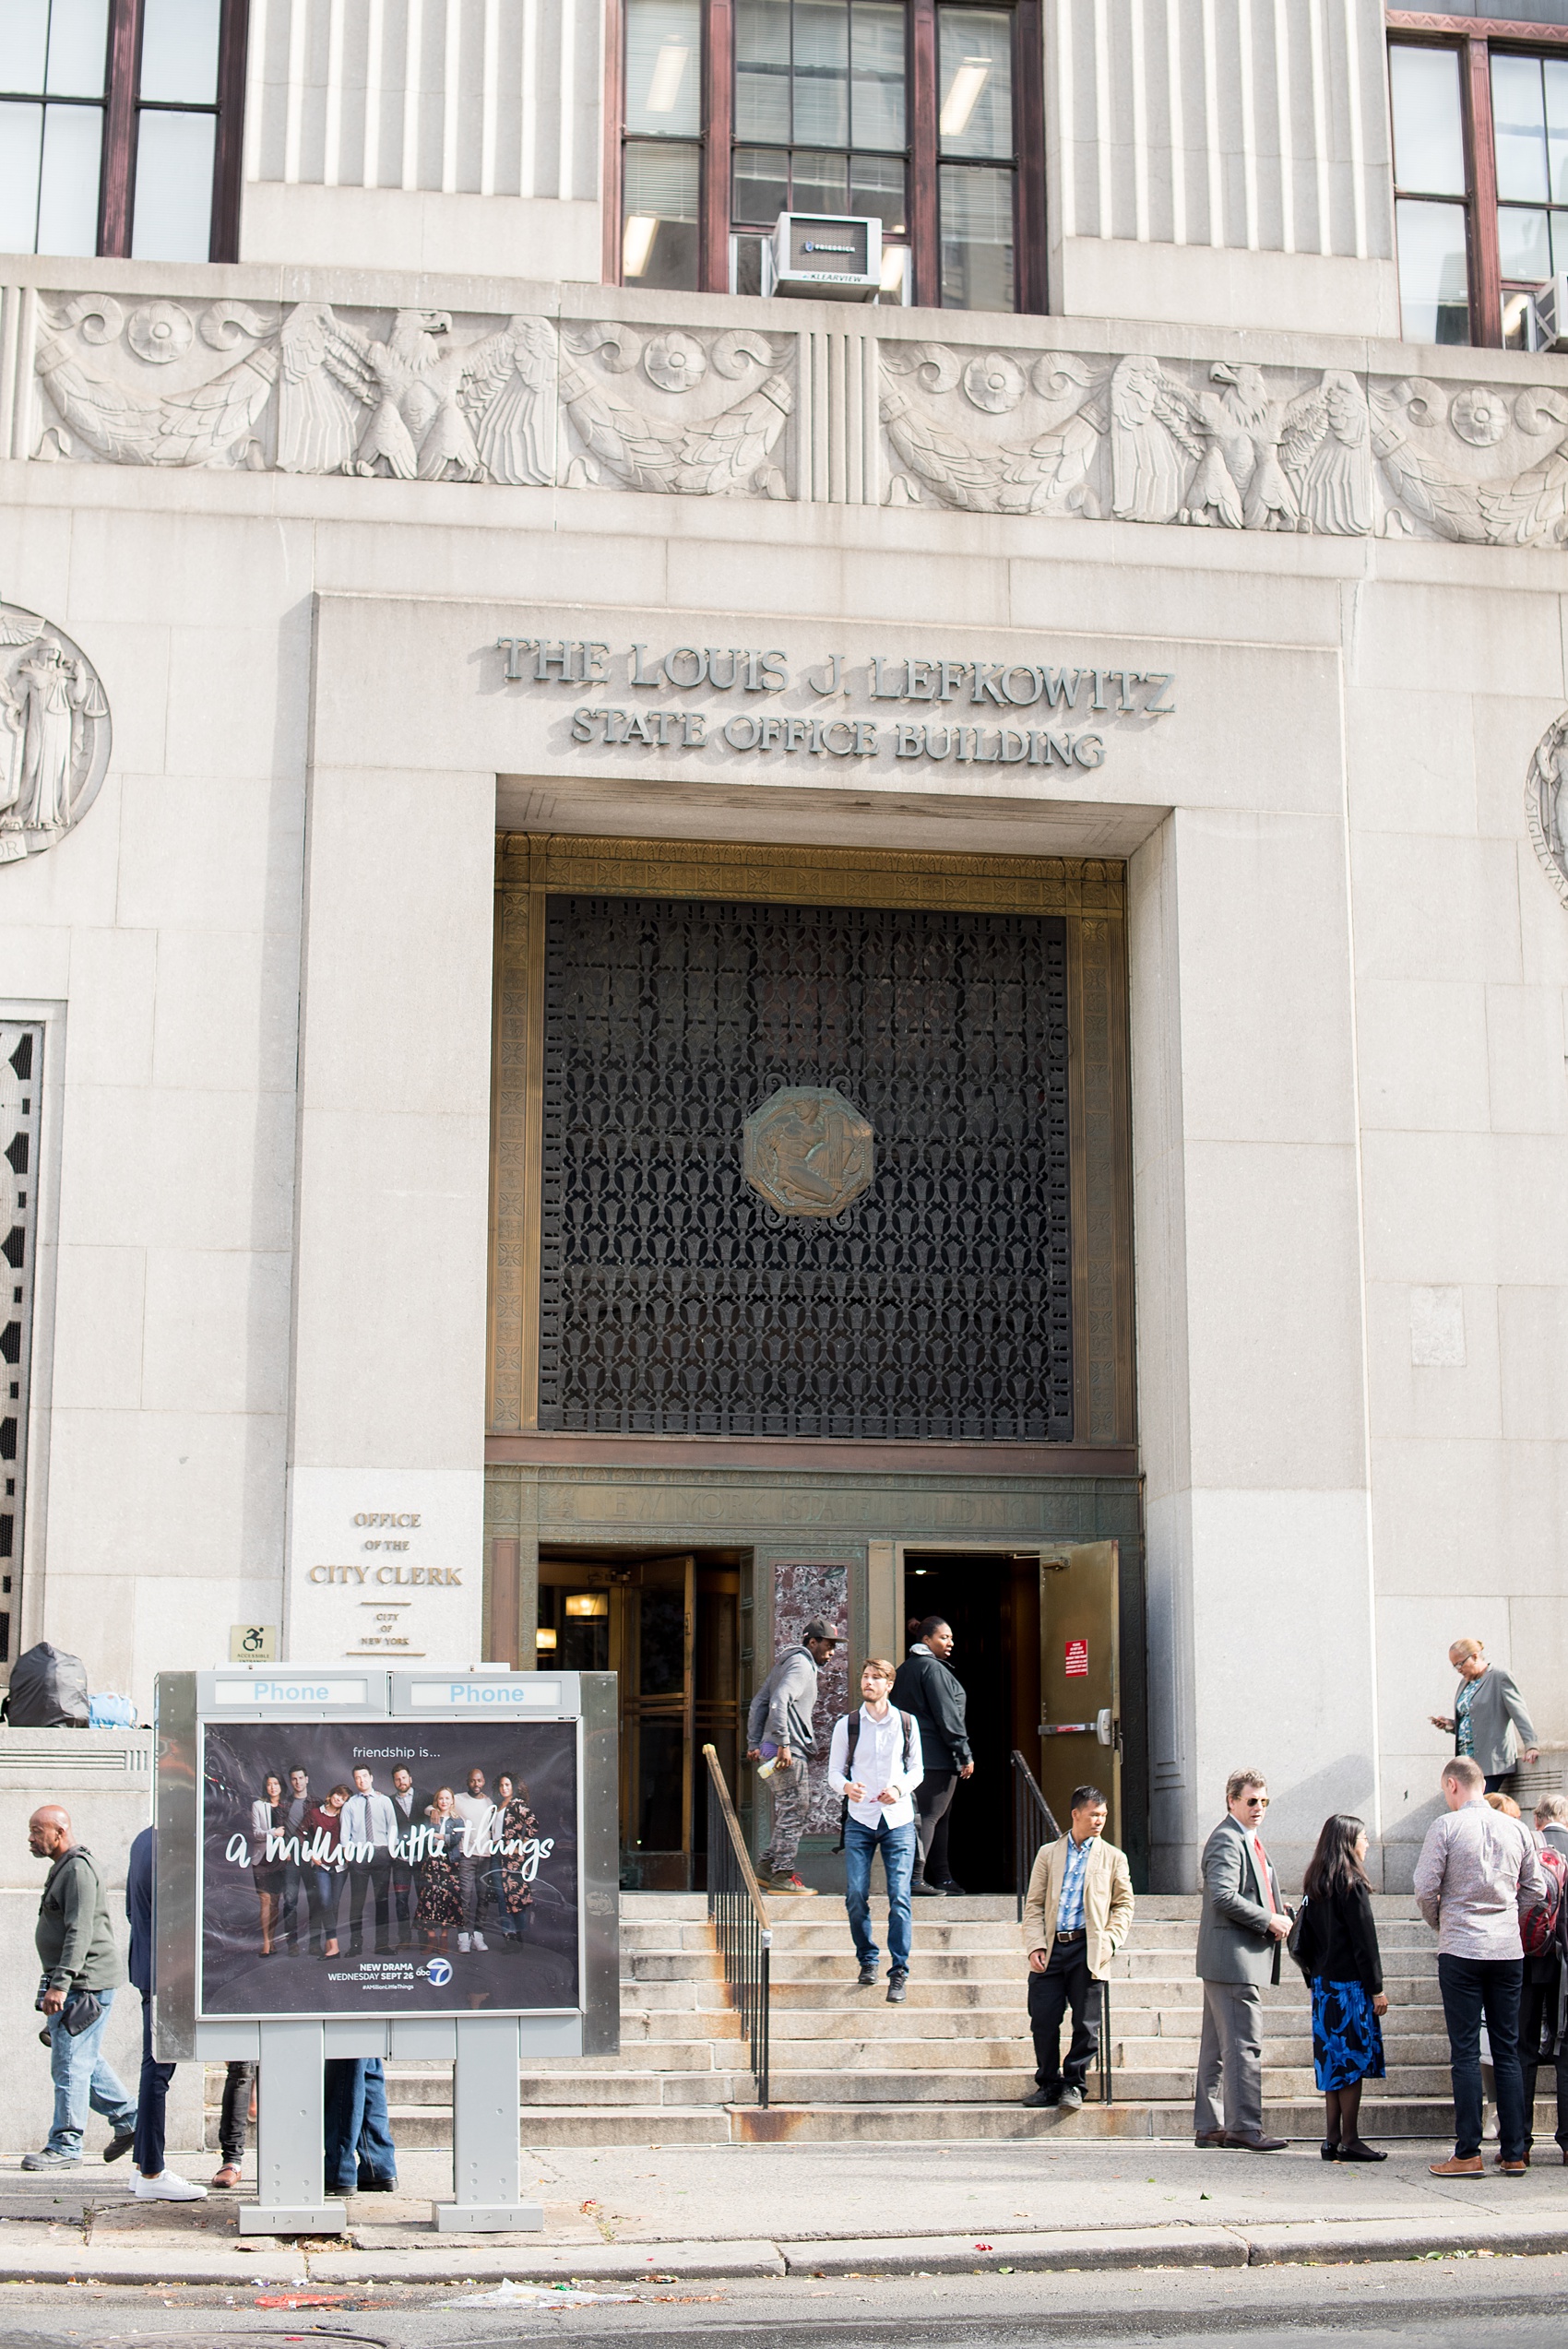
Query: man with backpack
826,1657,923,2002
746,1618,841,1895
1521,1792,1568,2165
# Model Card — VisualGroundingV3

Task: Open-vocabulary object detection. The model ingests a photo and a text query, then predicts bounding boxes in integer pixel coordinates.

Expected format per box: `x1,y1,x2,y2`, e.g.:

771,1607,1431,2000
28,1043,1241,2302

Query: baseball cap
801,1619,842,1643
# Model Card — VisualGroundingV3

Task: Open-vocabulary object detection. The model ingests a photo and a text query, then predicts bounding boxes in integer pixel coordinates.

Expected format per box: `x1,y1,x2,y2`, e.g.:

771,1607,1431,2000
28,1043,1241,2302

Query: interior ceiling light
646,37,691,113
623,212,659,278
564,1592,610,1618
536,1626,559,1651
940,56,991,138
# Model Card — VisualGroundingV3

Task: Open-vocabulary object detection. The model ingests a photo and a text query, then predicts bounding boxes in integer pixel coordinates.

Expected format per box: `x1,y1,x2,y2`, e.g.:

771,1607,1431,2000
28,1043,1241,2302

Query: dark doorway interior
901,1551,1042,1896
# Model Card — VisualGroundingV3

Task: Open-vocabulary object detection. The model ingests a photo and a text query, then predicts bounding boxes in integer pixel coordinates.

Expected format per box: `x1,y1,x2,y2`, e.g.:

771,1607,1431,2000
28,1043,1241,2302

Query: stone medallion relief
0,601,112,866
1526,714,1568,910
742,1086,874,1218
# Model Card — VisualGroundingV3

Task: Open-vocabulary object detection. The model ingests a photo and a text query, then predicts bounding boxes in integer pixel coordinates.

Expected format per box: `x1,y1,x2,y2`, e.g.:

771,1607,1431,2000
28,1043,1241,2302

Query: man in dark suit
389,1765,424,1950
1194,1768,1292,2152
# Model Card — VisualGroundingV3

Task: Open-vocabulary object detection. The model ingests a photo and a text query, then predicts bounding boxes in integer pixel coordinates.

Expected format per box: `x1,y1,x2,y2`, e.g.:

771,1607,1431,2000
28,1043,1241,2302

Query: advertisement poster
199,1721,579,2017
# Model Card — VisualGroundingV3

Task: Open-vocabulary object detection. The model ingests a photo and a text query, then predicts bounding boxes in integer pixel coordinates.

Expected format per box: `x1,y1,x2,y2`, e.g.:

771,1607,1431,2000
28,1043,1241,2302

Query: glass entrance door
614,1554,696,1890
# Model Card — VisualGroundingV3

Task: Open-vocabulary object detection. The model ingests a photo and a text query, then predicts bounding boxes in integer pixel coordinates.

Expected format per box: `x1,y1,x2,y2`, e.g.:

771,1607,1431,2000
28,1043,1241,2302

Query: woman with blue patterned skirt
1291,1813,1389,2162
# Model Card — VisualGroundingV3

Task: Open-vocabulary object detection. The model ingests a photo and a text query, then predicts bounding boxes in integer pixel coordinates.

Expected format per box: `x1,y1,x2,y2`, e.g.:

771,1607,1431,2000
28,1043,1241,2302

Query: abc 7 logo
424,1955,454,1987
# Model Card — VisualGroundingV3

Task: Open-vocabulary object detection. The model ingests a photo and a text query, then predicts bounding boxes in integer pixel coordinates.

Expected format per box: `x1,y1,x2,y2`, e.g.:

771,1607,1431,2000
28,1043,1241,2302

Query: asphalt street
0,2248,1566,2349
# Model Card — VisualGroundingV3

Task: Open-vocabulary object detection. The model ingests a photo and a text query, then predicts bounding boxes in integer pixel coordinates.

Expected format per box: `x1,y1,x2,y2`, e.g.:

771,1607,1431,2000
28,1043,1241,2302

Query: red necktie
1253,1832,1277,1917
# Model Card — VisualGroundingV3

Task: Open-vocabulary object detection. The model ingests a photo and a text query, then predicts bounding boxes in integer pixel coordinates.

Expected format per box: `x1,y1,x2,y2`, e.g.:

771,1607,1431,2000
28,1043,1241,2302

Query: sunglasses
1241,1794,1269,1808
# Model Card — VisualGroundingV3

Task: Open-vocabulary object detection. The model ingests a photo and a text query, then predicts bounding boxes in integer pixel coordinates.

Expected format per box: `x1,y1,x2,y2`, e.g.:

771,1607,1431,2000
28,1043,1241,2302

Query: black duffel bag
3,1642,89,1727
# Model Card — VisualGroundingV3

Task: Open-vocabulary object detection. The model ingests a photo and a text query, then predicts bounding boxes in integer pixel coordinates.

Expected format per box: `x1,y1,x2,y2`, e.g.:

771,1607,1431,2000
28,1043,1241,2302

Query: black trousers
133,1993,175,2177
1521,1964,1568,2153
1028,1938,1101,2093
349,1852,394,1946
220,2060,255,2163
913,1770,958,1886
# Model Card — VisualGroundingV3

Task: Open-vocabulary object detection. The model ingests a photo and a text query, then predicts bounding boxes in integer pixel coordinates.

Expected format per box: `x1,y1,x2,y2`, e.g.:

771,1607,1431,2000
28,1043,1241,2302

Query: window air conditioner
765,212,883,301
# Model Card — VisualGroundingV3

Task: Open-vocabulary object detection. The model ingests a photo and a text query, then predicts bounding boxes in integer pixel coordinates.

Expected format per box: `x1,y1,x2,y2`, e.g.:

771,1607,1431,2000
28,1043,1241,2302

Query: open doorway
900,1551,1042,1896
537,1546,744,1892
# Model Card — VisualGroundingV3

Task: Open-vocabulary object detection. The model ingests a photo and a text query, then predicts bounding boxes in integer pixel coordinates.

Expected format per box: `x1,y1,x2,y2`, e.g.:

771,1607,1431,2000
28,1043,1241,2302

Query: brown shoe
1224,2132,1289,2152
1429,2154,1484,2176
1493,2151,1530,2168
209,2164,243,2189
1194,2130,1229,2147
1496,2159,1528,2175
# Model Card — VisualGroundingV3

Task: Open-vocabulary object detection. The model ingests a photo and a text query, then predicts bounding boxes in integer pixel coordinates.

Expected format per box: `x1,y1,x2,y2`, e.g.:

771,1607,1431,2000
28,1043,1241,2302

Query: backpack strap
832,1712,861,1855
899,1710,914,1772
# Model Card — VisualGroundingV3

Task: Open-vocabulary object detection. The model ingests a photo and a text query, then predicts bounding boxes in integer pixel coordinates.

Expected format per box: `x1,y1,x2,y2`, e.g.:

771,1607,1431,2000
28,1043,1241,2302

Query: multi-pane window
1388,41,1472,344
733,0,908,244
0,0,244,263
938,6,1015,309
1386,21,1568,347
0,0,110,256
1491,49,1568,326
617,0,1041,311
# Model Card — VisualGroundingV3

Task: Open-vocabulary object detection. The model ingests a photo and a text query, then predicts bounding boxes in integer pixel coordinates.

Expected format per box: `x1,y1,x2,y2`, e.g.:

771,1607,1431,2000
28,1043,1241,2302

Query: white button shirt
828,1703,924,1830
340,1788,397,1851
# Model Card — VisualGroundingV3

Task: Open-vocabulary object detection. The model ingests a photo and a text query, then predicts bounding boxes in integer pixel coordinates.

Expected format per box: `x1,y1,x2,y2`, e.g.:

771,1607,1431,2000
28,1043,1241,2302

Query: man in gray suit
1194,1767,1292,2152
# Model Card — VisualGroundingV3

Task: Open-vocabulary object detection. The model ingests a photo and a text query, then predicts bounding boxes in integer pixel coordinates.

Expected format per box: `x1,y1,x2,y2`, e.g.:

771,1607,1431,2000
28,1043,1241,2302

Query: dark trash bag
3,1643,89,1727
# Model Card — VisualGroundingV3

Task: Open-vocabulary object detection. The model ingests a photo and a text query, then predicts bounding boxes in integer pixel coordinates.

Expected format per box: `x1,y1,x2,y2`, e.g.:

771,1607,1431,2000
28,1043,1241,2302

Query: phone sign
1064,1638,1089,1679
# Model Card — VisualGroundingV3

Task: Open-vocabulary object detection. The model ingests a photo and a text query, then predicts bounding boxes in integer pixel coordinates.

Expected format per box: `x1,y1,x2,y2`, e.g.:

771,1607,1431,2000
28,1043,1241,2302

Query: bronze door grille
537,894,1072,1441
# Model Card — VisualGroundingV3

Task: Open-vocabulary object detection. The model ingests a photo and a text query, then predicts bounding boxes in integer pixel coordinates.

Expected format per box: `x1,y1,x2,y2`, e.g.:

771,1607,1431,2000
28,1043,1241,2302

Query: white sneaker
471,1931,488,1952
135,2171,208,2201
457,1933,470,1952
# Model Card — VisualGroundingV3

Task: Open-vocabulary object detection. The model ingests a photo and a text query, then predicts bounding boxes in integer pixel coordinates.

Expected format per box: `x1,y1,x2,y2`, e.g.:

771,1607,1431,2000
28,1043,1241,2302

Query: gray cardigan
1448,1665,1538,1776
1195,1813,1289,1987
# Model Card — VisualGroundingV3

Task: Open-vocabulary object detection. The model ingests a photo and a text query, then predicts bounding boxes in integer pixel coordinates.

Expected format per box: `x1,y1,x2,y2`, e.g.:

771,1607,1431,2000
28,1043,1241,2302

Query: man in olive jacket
24,1804,137,2170
1019,1783,1134,2110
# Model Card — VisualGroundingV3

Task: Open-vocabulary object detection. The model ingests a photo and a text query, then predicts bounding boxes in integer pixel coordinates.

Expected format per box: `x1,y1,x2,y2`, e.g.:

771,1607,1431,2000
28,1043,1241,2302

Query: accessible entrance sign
154,1667,618,2234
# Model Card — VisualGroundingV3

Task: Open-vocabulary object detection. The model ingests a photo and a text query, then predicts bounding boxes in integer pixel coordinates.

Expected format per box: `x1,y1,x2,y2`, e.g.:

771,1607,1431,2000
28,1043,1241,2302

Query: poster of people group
199,1721,580,2016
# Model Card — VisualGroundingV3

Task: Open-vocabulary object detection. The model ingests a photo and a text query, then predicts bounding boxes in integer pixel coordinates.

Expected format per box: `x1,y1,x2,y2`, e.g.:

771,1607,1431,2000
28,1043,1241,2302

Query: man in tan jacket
1020,1783,1134,2111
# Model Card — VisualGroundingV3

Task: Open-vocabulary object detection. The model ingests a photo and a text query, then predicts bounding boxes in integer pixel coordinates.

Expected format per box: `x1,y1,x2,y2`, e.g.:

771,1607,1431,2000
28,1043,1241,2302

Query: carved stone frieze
31,296,796,498
880,342,1568,547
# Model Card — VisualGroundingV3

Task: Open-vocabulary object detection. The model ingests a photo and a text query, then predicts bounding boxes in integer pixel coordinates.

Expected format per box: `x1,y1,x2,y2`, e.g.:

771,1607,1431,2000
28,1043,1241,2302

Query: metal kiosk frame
153,1665,618,2235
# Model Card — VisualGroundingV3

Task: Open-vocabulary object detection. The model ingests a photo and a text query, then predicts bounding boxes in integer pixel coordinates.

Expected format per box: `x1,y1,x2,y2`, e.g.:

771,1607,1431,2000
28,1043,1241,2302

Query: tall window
1387,14,1568,347
614,0,1044,312
0,0,247,264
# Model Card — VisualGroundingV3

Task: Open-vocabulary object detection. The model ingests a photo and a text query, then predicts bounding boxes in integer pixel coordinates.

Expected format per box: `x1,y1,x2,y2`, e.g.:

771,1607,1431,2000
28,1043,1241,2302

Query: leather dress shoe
1194,2130,1229,2147
1224,2131,1288,2152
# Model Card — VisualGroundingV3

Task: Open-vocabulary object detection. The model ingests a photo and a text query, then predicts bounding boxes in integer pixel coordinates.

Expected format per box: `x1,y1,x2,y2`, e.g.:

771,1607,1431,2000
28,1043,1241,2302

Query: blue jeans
844,1816,916,1974
323,2058,398,2191
44,1985,137,2157
1438,1952,1525,2160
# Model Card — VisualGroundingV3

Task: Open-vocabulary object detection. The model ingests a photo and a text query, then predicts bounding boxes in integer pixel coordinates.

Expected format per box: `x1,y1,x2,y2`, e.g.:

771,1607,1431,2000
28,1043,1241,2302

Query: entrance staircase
218,1892,1454,2148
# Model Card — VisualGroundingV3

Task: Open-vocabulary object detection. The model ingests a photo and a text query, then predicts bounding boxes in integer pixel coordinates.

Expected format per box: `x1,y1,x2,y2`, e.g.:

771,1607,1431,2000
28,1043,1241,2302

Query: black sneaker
857,1963,878,1987
910,1880,942,1897
886,1969,909,2004
103,2130,137,2164
1021,2087,1062,2108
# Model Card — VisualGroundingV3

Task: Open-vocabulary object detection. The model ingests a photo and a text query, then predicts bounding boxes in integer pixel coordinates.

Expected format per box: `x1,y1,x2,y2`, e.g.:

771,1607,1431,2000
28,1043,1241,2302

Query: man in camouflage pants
746,1619,841,1895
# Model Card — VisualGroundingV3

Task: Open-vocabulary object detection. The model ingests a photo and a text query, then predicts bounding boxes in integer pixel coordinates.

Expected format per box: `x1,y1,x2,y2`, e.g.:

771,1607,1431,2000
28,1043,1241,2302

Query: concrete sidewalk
0,2135,1565,2287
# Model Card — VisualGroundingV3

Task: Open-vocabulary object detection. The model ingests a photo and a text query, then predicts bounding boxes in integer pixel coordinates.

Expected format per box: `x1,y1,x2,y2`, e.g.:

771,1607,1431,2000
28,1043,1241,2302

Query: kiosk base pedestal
434,2201,545,2232
239,2202,350,2236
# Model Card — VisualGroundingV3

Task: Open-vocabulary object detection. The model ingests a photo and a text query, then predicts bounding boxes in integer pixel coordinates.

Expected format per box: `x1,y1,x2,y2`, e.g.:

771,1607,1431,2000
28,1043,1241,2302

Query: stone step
519,2108,734,2146
720,2094,1456,2146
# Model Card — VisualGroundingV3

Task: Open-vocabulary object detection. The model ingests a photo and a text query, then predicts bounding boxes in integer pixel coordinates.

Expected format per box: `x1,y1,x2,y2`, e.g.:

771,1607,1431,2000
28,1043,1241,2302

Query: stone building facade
2,1,1566,1895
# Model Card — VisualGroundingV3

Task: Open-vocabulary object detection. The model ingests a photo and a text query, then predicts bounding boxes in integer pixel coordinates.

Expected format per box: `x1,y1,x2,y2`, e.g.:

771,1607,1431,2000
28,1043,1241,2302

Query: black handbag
36,1985,104,2037
1286,1893,1313,1977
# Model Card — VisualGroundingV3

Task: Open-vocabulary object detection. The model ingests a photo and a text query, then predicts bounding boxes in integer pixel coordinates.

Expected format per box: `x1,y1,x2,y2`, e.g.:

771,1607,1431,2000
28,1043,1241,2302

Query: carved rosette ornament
0,599,112,866
1526,712,1568,910
742,1086,874,1218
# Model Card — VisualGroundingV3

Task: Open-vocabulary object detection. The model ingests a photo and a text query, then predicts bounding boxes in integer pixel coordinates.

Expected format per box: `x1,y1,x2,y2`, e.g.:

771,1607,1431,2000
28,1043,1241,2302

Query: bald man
24,1805,137,2171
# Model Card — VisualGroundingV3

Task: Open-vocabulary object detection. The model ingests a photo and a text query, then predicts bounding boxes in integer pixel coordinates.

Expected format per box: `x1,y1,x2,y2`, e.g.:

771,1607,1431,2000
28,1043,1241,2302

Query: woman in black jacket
1293,1812,1389,2162
890,1617,973,1896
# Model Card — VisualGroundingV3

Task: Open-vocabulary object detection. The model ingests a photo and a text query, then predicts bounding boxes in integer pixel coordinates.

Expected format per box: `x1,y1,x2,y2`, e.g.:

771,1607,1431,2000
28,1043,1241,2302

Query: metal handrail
1011,1749,1113,2106
702,1743,771,2107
